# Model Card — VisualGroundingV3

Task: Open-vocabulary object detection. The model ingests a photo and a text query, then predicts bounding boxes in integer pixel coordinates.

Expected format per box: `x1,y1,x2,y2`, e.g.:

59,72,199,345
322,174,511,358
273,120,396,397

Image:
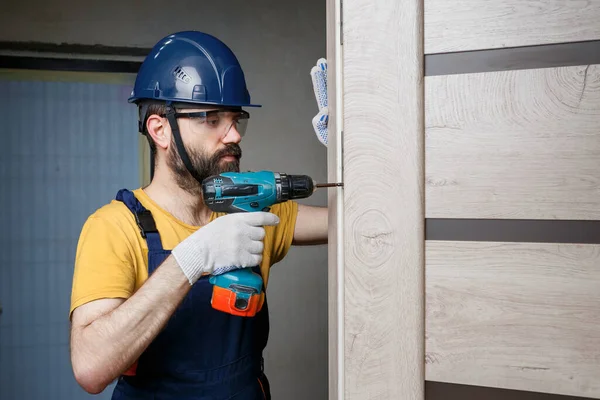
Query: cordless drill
201,170,319,317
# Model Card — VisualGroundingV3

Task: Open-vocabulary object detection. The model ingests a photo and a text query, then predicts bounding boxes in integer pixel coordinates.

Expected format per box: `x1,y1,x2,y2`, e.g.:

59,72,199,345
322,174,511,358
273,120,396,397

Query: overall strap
115,189,165,252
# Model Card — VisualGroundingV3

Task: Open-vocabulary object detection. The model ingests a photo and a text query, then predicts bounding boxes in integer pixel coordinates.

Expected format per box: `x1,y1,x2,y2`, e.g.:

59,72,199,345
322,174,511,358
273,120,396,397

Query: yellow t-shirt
70,188,298,317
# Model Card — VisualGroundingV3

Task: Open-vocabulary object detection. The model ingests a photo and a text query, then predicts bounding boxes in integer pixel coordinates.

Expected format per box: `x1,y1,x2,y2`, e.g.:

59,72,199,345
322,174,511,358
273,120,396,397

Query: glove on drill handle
171,212,280,285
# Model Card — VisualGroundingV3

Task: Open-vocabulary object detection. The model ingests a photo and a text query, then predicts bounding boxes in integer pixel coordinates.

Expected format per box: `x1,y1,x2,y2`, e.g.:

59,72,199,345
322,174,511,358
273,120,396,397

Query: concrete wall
0,1,328,399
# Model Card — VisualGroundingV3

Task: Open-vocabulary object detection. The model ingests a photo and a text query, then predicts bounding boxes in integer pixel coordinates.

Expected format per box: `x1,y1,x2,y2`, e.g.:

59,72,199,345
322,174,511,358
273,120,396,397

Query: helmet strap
165,105,205,185
137,102,157,181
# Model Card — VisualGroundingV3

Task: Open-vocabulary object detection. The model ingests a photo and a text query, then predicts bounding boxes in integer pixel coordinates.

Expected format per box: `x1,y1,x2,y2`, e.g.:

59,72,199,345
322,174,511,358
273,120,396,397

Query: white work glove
171,212,280,285
310,58,328,147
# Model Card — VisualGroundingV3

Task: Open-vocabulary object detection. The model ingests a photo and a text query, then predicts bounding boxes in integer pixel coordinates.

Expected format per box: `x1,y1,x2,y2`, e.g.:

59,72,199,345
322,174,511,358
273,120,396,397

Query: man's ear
146,114,170,150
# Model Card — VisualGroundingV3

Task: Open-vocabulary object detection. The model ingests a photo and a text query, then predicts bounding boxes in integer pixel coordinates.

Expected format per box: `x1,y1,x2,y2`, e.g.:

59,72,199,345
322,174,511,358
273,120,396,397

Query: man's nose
222,123,242,143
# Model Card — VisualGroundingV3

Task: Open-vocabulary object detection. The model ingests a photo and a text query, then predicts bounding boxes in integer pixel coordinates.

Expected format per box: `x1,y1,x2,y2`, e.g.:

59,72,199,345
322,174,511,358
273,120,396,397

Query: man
69,31,329,399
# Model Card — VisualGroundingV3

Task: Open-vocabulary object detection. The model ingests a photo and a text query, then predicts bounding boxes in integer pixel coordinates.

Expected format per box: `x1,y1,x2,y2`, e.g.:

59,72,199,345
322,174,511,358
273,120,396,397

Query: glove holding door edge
310,58,329,147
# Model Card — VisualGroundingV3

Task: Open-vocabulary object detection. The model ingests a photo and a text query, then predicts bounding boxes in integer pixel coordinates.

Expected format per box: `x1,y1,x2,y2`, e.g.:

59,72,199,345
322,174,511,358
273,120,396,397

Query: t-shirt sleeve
70,212,138,318
268,200,299,264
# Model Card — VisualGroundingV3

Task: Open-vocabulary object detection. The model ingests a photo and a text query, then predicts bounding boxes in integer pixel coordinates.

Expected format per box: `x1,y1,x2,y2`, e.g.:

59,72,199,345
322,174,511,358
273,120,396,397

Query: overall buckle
135,210,157,238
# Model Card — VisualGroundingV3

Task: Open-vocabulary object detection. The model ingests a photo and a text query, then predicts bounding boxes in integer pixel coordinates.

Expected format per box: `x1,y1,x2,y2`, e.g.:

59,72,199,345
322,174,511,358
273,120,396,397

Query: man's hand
291,58,330,247
311,58,328,147
172,211,280,282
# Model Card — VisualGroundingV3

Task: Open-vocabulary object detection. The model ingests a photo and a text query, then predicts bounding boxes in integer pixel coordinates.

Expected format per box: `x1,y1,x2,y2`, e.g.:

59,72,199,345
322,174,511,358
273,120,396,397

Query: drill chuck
277,173,315,202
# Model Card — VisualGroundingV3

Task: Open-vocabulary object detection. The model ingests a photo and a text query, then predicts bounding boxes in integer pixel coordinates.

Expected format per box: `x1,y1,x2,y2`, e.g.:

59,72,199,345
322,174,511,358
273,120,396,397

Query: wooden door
327,1,600,399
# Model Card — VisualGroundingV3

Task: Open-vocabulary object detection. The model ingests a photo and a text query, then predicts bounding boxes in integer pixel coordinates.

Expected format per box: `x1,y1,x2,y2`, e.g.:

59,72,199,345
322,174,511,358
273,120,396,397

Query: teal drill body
203,170,281,213
201,171,315,316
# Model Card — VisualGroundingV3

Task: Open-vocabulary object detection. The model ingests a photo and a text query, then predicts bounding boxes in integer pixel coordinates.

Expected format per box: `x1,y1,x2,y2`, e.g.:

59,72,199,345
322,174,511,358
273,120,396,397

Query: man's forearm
293,204,328,245
70,255,190,394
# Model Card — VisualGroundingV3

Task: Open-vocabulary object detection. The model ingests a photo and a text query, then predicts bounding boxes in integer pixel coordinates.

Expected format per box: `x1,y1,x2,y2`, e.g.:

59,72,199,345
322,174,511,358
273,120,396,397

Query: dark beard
167,140,242,196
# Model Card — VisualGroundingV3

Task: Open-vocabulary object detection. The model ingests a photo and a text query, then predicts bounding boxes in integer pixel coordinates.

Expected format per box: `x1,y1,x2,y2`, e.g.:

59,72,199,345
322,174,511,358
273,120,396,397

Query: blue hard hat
129,31,260,108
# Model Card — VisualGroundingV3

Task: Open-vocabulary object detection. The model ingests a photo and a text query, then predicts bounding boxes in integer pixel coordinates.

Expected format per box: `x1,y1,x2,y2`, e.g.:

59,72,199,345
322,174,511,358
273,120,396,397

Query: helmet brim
128,95,262,108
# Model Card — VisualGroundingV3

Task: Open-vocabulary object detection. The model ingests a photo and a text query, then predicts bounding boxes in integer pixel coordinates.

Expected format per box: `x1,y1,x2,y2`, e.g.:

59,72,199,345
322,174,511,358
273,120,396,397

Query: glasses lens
235,115,249,136
184,110,249,137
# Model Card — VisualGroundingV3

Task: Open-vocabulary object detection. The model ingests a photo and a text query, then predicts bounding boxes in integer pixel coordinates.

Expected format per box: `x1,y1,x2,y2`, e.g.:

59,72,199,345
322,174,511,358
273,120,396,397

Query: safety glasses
169,109,250,138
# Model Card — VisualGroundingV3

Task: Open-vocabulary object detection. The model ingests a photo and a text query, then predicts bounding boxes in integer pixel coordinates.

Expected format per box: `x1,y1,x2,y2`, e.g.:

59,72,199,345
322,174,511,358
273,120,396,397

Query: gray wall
0,1,329,399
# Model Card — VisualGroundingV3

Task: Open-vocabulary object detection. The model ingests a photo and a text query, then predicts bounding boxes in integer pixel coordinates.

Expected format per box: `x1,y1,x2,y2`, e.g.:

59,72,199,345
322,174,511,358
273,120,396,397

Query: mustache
213,144,242,160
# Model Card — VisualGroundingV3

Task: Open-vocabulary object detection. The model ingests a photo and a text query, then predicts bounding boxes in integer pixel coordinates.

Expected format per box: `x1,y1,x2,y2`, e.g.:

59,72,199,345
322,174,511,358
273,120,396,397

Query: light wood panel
138,135,151,186
426,240,600,399
426,64,600,220
341,0,425,398
326,0,343,398
425,0,600,54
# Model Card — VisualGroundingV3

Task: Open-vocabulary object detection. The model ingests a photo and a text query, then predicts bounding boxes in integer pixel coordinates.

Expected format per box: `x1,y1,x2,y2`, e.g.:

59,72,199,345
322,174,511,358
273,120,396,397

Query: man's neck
143,176,212,227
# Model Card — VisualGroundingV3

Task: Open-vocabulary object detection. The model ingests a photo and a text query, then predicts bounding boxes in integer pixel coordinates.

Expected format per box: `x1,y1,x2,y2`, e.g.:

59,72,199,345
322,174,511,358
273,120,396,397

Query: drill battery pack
209,269,265,317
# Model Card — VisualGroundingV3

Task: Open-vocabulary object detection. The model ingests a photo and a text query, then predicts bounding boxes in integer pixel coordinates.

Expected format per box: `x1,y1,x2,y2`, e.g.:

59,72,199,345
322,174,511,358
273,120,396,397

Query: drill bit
315,182,343,188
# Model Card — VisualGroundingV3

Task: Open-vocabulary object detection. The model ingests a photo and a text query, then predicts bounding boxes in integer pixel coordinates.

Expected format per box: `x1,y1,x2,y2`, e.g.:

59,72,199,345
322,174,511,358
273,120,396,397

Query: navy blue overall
111,189,271,400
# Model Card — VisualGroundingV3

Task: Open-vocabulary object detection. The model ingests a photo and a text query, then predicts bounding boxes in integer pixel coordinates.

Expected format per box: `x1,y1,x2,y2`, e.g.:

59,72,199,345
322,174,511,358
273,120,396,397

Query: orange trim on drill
257,377,267,399
122,360,138,376
211,286,264,317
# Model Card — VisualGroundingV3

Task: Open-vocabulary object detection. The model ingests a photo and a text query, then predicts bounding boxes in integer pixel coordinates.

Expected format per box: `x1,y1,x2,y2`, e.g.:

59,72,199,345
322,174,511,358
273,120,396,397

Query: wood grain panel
425,241,600,398
426,64,600,220
326,0,343,398
342,0,425,398
138,135,151,186
425,0,600,54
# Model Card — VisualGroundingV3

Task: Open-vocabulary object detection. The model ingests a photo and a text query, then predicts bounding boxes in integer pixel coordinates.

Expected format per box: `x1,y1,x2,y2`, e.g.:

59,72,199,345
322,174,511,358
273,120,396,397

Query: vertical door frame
326,0,344,398
326,0,426,398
